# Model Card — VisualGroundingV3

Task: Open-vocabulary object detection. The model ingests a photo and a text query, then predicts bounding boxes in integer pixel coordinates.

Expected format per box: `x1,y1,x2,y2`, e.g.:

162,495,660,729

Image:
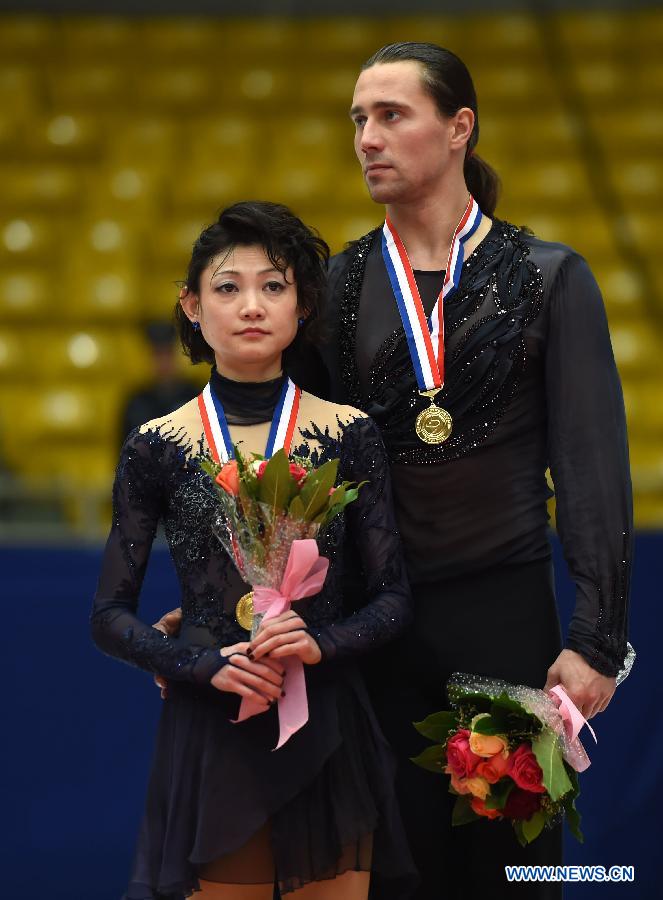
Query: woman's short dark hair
362,42,500,217
175,200,329,366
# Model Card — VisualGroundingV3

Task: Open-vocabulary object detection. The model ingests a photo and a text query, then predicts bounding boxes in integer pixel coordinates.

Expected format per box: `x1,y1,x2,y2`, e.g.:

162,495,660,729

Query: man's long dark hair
362,42,500,217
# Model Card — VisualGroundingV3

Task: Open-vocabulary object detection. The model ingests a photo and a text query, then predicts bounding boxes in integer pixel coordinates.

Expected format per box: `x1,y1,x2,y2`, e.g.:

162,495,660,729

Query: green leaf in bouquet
452,795,479,826
562,765,583,843
471,714,503,736
328,484,346,507
410,743,447,774
521,810,546,844
413,711,459,743
199,457,221,482
258,449,292,514
289,495,306,520
513,820,527,848
531,729,572,802
484,778,514,810
299,458,339,520
563,795,584,843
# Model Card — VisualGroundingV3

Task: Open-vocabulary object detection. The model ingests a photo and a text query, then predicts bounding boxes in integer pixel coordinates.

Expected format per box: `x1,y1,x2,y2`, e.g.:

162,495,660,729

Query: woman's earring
298,318,305,327
192,321,201,332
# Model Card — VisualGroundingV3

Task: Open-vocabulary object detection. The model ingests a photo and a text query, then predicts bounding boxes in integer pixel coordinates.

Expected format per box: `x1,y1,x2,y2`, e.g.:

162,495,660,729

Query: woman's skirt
124,663,417,899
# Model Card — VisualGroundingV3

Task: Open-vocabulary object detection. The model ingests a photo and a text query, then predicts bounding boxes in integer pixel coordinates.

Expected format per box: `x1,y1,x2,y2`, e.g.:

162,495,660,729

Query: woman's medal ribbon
198,376,302,629
381,194,483,444
198,376,301,464
233,539,329,749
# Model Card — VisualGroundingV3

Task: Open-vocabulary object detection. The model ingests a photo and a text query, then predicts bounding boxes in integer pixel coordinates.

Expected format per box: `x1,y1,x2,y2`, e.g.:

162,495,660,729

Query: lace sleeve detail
90,428,226,685
310,416,413,662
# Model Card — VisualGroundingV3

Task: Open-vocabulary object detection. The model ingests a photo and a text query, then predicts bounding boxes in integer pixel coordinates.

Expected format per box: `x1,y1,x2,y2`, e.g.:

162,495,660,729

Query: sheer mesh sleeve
545,253,633,677
310,417,413,662
90,428,226,684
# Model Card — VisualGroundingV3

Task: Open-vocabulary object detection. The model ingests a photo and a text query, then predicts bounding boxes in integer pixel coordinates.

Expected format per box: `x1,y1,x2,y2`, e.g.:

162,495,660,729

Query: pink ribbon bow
549,684,598,772
233,539,329,749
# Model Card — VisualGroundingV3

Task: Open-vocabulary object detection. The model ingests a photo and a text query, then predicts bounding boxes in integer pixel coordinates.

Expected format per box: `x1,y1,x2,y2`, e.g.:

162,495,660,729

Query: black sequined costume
91,376,417,899
316,219,633,899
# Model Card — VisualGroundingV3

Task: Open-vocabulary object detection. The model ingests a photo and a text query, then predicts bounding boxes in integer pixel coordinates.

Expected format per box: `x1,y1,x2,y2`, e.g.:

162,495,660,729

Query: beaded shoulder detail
339,221,545,464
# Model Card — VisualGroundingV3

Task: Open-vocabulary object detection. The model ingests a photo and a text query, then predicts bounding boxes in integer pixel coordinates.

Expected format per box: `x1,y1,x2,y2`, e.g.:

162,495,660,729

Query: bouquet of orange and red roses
201,447,363,747
413,674,596,846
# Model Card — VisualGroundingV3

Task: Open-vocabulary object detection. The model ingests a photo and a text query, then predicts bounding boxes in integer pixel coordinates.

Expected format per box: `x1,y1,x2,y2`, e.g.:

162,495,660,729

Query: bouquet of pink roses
201,446,363,747
413,674,596,846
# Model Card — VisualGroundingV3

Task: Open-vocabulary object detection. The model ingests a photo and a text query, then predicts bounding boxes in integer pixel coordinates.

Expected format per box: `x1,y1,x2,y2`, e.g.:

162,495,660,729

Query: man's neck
386,182,490,271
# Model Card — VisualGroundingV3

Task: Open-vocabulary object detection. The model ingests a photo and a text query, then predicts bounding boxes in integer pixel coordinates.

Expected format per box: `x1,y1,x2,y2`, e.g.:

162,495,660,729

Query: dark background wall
3,534,660,898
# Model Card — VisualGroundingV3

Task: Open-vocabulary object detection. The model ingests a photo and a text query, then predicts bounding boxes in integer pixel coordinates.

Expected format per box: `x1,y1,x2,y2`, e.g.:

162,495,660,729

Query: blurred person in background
119,319,198,447
91,201,416,900
314,42,632,900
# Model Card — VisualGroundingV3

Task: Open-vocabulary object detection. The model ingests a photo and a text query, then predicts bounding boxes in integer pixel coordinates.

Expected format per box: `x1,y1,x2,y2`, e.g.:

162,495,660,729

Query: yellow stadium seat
269,117,348,171
211,19,300,59
480,111,578,161
460,14,544,60
0,329,29,381
11,384,119,444
0,269,53,320
137,16,225,58
26,113,103,162
301,19,382,64
610,322,663,377
494,208,616,263
610,160,663,208
298,67,363,111
0,64,39,114
61,264,141,322
630,443,663,496
105,116,180,166
148,217,207,271
597,264,647,320
77,216,139,260
0,164,81,213
261,161,332,210
633,10,663,57
622,381,663,438
556,12,628,59
168,164,254,215
136,66,219,111
314,211,381,253
471,62,560,111
187,116,261,169
632,496,663,529
47,63,129,110
384,16,466,50
500,159,593,210
29,328,151,385
0,16,54,59
588,109,663,158
571,61,630,106
84,163,164,221
58,17,139,60
0,110,23,160
0,215,61,263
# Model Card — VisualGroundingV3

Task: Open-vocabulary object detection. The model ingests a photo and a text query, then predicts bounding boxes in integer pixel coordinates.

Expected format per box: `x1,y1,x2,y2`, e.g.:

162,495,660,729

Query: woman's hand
248,613,322,666
210,641,286,707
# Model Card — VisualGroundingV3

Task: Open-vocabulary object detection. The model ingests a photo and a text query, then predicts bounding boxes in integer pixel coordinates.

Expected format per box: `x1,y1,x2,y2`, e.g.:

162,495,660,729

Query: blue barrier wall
3,534,661,898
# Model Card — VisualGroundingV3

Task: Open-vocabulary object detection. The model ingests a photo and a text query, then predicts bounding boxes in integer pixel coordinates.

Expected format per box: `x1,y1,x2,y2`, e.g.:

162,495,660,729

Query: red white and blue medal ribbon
381,195,482,443
381,194,483,395
198,377,301,464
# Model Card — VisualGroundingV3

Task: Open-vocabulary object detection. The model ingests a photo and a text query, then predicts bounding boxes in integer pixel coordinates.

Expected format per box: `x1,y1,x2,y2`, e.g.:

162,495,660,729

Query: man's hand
152,607,183,699
248,612,322,666
544,648,616,719
210,642,285,707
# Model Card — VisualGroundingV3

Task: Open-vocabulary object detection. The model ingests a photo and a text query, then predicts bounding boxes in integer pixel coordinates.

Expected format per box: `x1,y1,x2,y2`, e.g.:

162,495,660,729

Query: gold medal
415,403,453,444
235,591,254,631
